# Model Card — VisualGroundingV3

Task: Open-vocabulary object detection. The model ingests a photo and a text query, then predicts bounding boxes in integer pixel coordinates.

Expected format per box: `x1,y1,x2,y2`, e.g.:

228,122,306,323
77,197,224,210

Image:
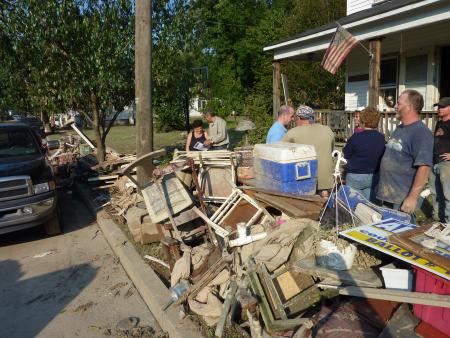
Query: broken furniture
122,149,208,243
172,150,237,202
193,188,273,248
247,263,312,333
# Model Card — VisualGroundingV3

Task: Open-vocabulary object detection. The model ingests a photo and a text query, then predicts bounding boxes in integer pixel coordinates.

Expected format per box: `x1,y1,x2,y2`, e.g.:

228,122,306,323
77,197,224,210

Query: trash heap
103,143,450,338
54,128,450,338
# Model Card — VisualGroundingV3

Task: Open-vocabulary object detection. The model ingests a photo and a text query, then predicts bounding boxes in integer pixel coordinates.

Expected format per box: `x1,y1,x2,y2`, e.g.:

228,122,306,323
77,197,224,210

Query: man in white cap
429,97,450,223
282,105,334,197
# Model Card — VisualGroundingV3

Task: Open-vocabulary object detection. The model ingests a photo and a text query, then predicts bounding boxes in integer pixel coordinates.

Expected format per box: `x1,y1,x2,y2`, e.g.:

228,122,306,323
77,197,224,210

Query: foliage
1,0,348,151
0,0,134,162
203,98,228,119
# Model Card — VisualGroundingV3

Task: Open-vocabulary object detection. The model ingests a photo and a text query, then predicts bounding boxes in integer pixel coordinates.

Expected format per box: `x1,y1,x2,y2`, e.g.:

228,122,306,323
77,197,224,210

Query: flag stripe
321,25,359,74
325,38,358,73
325,36,357,68
324,36,357,70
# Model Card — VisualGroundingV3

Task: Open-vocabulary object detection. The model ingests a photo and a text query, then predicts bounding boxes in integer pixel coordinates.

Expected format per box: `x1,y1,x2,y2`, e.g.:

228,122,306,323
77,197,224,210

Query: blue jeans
345,172,379,202
429,161,450,223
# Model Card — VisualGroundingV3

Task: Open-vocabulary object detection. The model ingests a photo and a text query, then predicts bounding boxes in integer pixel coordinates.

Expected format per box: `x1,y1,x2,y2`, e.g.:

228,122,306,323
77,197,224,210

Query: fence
315,110,439,141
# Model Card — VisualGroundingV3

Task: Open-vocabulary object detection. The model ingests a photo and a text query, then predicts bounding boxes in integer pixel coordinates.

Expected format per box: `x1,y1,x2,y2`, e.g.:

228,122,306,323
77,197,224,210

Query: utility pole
135,0,153,186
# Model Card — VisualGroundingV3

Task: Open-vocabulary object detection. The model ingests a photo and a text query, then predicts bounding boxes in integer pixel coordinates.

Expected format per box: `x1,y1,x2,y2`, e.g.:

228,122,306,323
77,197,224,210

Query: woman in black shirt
185,119,209,151
343,107,385,202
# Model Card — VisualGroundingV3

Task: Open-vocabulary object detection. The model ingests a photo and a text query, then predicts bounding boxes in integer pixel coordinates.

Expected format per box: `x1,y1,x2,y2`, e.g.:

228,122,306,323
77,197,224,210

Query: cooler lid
254,142,316,162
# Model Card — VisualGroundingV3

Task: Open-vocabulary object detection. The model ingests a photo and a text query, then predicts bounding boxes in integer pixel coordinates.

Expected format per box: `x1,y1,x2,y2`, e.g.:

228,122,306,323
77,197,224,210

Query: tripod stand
319,150,355,235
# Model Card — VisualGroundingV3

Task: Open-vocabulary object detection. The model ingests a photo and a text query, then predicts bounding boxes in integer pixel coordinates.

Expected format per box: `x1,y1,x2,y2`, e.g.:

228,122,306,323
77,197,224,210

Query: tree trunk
91,94,106,163
41,111,52,134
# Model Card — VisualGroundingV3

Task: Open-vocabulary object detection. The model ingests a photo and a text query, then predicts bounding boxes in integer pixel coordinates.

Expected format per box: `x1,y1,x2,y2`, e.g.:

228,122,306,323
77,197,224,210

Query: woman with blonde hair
343,107,385,202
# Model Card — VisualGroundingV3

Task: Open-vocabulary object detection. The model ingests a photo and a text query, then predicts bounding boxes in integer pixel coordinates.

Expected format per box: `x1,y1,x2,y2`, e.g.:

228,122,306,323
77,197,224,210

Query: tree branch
103,109,121,140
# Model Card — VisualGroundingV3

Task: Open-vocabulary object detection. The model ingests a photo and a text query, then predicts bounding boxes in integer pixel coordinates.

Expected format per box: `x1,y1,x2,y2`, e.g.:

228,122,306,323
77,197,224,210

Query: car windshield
0,129,40,157
19,117,39,124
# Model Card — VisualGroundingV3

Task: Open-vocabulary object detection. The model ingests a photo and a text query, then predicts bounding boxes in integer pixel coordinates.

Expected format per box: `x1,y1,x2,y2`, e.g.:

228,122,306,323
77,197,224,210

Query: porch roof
263,0,450,61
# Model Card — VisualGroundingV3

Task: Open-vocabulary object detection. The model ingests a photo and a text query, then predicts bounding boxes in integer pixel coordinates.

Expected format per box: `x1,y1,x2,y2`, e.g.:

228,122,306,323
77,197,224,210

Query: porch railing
315,110,438,141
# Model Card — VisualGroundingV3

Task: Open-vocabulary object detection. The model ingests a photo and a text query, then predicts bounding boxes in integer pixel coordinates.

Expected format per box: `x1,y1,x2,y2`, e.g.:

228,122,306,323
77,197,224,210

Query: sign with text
340,219,450,280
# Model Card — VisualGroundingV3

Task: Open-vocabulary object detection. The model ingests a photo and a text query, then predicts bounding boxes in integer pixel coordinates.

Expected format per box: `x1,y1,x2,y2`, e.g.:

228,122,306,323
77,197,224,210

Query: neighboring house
189,97,208,118
264,0,450,112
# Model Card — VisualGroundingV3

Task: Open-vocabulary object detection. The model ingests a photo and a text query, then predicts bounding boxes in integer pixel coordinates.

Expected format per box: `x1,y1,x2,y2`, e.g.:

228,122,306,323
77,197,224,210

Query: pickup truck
0,123,61,235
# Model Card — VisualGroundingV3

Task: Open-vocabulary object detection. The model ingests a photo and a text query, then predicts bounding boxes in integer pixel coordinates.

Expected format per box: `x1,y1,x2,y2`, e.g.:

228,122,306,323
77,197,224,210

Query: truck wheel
44,212,62,235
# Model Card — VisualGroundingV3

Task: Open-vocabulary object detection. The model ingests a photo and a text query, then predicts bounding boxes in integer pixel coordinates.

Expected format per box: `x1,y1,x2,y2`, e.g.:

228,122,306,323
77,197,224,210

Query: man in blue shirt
377,90,433,215
266,105,294,144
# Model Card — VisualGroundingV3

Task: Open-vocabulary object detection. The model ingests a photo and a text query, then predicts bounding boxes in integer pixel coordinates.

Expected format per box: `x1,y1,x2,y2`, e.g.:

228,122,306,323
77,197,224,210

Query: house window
404,54,428,103
380,58,398,110
406,55,428,84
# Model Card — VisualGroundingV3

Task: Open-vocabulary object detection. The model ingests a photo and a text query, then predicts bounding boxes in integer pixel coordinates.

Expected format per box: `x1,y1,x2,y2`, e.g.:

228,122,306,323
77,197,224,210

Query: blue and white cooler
253,142,318,195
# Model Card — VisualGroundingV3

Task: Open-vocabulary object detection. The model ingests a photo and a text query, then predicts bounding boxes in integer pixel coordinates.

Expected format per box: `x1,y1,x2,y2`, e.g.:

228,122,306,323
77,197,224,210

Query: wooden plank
87,175,119,182
294,258,383,288
243,187,324,204
318,285,450,308
254,193,322,219
276,271,301,300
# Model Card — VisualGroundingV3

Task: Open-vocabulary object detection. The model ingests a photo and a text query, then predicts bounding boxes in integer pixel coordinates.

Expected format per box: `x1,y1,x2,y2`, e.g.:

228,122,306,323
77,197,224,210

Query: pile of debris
100,144,450,338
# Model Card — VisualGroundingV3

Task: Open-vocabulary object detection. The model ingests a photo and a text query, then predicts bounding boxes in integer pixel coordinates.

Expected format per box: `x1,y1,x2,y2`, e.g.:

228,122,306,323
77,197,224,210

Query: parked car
0,123,61,235
12,116,45,138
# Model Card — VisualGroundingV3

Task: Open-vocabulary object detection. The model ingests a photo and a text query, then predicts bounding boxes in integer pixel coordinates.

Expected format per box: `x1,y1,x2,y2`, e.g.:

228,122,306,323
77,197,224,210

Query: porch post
368,38,382,109
273,61,281,120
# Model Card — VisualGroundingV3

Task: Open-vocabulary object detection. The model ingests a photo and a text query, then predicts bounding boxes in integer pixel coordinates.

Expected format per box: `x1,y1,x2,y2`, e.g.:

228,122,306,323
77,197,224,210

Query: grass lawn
55,117,246,154
79,125,186,154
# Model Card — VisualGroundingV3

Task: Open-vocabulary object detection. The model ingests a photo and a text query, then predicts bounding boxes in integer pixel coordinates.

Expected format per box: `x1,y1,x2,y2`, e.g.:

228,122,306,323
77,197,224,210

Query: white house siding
347,0,373,15
345,81,369,110
345,21,450,111
345,47,370,110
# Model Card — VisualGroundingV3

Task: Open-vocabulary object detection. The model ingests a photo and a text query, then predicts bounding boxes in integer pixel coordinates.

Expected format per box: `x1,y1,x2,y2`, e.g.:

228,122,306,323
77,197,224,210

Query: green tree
0,0,134,162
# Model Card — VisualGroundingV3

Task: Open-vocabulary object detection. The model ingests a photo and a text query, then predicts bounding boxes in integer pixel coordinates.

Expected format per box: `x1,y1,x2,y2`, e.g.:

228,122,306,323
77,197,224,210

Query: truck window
0,129,40,157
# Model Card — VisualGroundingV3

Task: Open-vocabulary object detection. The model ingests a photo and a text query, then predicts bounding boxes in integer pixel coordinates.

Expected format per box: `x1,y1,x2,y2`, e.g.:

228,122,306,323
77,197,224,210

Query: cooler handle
295,162,311,180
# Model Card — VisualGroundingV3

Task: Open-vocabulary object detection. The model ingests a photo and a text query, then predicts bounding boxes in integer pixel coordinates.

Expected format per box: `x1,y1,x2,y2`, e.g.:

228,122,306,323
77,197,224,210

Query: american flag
321,24,359,74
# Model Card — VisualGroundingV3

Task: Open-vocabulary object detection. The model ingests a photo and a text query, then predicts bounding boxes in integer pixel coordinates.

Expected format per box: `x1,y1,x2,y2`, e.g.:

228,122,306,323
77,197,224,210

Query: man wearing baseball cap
429,97,450,222
282,105,334,197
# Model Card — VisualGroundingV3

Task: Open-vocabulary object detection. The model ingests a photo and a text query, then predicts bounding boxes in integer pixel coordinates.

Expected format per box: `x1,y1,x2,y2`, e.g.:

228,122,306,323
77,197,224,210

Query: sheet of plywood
142,173,192,223
275,271,301,301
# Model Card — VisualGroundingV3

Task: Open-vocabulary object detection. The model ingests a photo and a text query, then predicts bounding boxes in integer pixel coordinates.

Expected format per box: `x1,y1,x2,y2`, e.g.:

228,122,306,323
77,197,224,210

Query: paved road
0,191,162,338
